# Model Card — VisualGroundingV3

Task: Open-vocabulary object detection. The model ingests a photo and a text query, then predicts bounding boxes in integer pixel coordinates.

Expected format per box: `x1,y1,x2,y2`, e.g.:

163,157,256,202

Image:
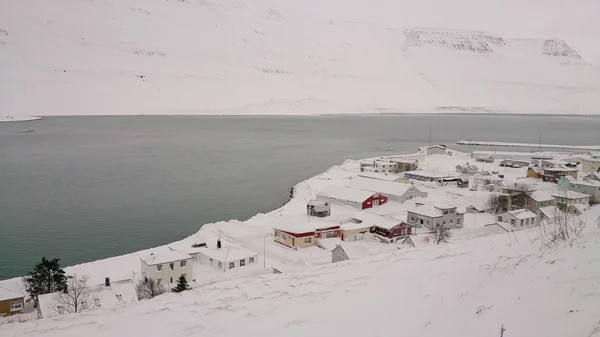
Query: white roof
485,222,516,232
351,211,404,230
346,177,420,198
200,246,257,263
341,221,373,231
543,159,569,165
0,279,24,301
386,158,417,164
407,203,456,218
140,249,192,266
358,172,401,181
506,209,537,220
317,185,378,203
589,151,600,158
571,179,600,187
551,190,591,199
584,172,600,181
529,190,555,202
584,157,600,163
405,171,453,179
538,206,561,219
308,200,329,206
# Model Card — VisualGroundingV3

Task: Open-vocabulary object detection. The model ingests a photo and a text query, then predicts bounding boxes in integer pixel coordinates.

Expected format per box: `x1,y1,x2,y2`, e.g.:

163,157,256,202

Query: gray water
1,114,600,280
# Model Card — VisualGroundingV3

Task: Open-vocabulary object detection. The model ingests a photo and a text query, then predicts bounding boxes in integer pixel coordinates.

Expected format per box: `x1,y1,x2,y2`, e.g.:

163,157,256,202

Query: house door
373,199,379,207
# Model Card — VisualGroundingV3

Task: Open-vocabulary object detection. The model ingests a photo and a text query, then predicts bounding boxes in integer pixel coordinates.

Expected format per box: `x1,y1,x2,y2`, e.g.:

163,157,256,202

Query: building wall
341,227,371,241
407,211,464,230
0,298,24,317
427,147,446,155
209,254,258,272
582,159,600,173
141,259,193,288
274,230,315,249
570,183,600,200
496,213,537,229
361,194,388,209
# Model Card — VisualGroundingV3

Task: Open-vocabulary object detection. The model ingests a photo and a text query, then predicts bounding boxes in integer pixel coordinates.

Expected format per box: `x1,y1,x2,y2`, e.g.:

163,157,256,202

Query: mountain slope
2,212,600,337
0,0,599,118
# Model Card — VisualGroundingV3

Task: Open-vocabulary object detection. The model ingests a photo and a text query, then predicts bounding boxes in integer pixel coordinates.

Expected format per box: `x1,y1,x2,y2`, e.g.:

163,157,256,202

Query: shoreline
0,116,43,123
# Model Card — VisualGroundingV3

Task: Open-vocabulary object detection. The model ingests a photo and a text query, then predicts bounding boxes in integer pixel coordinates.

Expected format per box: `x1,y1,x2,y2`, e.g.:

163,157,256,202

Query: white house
419,145,447,155
360,160,398,173
537,206,562,225
582,158,600,173
551,190,591,209
345,177,427,204
484,222,517,236
37,279,137,319
199,246,259,272
496,209,538,229
140,249,194,288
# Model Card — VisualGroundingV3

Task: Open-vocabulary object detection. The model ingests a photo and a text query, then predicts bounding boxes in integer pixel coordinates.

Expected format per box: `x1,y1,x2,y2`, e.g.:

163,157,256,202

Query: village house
465,199,490,213
484,222,517,236
542,167,578,183
340,222,372,242
317,185,388,210
407,203,464,230
419,145,447,155
37,278,137,319
475,155,494,163
541,159,569,168
583,172,600,182
307,200,331,217
455,164,479,175
551,190,590,210
345,177,427,204
526,166,544,179
0,279,25,317
358,172,403,182
351,211,414,243
525,190,555,211
386,158,419,172
359,160,398,174
582,158,600,173
469,173,502,191
567,179,600,203
273,223,341,249
496,209,538,229
199,246,258,272
404,171,456,183
140,249,194,287
537,206,562,226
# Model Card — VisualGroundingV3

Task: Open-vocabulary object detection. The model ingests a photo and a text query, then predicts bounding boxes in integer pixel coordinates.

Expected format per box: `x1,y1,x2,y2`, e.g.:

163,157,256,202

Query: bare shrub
51,274,96,315
135,278,166,300
484,194,500,213
432,226,452,245
540,207,585,247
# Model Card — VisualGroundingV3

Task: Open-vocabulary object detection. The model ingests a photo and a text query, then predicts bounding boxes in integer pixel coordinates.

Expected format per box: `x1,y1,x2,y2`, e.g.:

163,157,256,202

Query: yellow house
527,166,543,179
0,279,25,317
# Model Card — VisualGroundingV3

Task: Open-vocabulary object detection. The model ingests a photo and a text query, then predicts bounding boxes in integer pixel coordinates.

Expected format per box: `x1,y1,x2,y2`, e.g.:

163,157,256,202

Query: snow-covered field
3,149,600,336
1,0,600,121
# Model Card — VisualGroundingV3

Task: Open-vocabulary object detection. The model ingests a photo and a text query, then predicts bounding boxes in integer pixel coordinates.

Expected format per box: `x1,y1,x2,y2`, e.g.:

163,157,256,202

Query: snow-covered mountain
0,0,599,118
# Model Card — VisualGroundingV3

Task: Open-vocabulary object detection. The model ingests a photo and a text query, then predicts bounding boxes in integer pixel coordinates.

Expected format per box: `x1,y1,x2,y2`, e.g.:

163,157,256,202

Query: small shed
332,245,350,263
307,200,331,217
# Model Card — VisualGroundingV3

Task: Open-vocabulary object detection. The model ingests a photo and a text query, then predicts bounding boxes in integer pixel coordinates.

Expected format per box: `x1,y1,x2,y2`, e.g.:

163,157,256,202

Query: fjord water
1,114,599,280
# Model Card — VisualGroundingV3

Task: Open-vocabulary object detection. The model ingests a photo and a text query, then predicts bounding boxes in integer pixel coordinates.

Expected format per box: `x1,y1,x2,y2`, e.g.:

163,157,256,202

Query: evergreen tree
25,257,67,306
171,275,191,293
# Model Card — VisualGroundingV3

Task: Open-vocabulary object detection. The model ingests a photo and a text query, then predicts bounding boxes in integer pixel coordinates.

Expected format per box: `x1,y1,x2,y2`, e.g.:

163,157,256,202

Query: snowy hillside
2,213,600,337
1,0,599,119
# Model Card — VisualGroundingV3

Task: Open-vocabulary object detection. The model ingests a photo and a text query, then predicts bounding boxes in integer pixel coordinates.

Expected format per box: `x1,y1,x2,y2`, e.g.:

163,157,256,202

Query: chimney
217,238,222,249
105,277,110,287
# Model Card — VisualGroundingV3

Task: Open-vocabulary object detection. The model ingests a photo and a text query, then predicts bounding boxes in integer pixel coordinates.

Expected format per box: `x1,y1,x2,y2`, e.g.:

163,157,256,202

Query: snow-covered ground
1,0,599,120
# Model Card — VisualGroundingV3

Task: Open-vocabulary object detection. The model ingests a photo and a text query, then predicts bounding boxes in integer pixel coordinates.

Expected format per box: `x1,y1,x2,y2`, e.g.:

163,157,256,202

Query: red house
351,211,414,243
316,185,388,210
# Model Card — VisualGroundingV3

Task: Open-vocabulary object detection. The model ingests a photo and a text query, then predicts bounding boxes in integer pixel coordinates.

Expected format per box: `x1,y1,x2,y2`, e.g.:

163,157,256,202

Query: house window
443,211,449,215
229,262,235,269
209,258,214,264
94,298,101,307
240,259,246,266
457,218,461,224
116,294,123,302
157,264,163,271
450,219,454,224
411,216,415,221
511,219,516,226
157,278,162,285
497,216,503,222
180,261,187,268
169,263,174,270
520,220,524,226
218,262,222,269
427,221,430,226
525,218,529,225
170,277,174,284
9,301,23,312
304,237,312,244
144,276,148,283
436,222,440,227
442,221,446,225
450,210,455,213
249,257,255,263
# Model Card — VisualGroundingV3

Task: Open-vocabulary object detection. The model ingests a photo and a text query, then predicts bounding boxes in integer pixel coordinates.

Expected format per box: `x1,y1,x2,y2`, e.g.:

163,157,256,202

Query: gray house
407,203,464,230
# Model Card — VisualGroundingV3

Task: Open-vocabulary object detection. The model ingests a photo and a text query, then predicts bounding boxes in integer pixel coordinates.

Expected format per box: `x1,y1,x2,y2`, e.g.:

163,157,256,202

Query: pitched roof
538,206,561,219
200,246,257,263
345,177,422,198
358,172,400,182
140,249,193,266
529,190,555,202
584,172,600,181
0,279,24,301
317,185,378,203
408,203,443,218
551,190,591,199
506,209,537,220
351,211,405,230
570,179,600,187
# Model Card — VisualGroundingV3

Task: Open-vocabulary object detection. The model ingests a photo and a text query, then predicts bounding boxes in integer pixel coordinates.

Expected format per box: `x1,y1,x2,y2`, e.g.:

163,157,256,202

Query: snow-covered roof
544,167,578,172
506,209,537,220
529,190,555,202
308,200,330,206
538,206,561,219
345,177,421,198
200,246,257,263
358,172,401,182
484,222,516,232
341,221,373,231
589,151,600,158
273,224,315,235
584,157,600,163
433,202,455,210
351,211,405,230
551,190,591,199
386,158,417,164
584,172,600,181
140,249,192,266
408,204,443,218
317,185,378,203
0,279,24,301
570,179,600,187
405,171,453,179
542,159,569,165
